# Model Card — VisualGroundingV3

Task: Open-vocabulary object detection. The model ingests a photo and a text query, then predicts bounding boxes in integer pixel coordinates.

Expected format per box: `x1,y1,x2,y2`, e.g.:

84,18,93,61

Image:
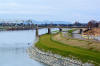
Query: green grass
67,29,76,37
68,29,73,33
52,30,59,33
35,34,100,66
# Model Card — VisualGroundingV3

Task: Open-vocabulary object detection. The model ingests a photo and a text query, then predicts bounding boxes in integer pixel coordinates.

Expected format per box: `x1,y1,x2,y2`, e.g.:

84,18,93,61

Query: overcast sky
0,0,100,23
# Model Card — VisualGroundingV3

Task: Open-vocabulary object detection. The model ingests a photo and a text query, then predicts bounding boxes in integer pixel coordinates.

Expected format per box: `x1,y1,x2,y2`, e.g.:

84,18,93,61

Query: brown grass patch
53,33,100,52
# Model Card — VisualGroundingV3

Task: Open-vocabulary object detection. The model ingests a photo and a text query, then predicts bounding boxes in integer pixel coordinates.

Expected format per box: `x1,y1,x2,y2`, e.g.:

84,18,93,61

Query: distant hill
32,20,72,24
0,19,72,24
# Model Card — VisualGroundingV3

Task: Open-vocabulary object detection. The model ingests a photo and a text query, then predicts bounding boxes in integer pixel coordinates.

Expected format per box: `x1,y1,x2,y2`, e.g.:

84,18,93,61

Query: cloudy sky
0,0,100,23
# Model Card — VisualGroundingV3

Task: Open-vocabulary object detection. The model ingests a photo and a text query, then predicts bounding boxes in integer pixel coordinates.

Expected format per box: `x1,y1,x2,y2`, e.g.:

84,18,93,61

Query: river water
0,28,58,66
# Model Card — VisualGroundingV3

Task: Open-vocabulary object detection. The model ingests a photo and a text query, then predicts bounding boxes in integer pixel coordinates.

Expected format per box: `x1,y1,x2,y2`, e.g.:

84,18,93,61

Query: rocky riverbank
27,46,93,66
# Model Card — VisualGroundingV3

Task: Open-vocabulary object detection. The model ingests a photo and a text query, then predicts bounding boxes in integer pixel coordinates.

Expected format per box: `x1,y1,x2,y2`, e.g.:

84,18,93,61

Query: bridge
0,25,87,36
35,25,88,37
37,26,87,28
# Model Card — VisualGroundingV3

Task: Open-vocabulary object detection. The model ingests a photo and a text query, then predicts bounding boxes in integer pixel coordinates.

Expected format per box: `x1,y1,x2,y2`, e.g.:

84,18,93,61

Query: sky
0,0,100,23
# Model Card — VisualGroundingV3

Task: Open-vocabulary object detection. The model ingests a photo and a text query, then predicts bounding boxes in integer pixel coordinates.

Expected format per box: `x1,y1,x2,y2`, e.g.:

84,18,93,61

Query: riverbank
27,31,100,66
27,46,93,66
0,26,36,31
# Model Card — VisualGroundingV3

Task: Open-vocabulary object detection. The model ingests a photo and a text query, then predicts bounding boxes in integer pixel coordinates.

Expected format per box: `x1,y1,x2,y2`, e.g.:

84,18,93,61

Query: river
0,28,58,66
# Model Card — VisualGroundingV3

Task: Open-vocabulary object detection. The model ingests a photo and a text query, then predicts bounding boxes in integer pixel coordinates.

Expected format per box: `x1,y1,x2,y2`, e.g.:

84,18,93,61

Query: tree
88,20,97,29
74,21,81,26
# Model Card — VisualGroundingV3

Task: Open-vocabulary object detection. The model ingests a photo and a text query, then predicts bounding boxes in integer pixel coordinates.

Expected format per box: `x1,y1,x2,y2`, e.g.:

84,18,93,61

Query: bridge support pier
59,28,62,32
79,29,83,34
48,27,51,34
36,25,39,37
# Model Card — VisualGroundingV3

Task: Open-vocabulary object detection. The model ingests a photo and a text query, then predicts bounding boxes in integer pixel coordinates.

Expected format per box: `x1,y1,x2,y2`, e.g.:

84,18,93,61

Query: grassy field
35,33,100,66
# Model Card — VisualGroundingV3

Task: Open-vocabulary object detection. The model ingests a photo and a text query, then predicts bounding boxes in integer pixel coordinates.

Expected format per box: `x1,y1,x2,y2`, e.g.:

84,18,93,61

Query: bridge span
35,26,87,37
37,26,87,29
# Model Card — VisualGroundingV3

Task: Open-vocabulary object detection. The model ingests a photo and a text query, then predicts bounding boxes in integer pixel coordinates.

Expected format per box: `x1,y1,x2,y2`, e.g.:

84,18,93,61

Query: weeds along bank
27,30,100,66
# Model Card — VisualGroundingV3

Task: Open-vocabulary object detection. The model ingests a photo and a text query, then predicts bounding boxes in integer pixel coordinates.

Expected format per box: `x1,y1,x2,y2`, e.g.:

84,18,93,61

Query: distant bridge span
37,26,88,29
35,26,88,37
